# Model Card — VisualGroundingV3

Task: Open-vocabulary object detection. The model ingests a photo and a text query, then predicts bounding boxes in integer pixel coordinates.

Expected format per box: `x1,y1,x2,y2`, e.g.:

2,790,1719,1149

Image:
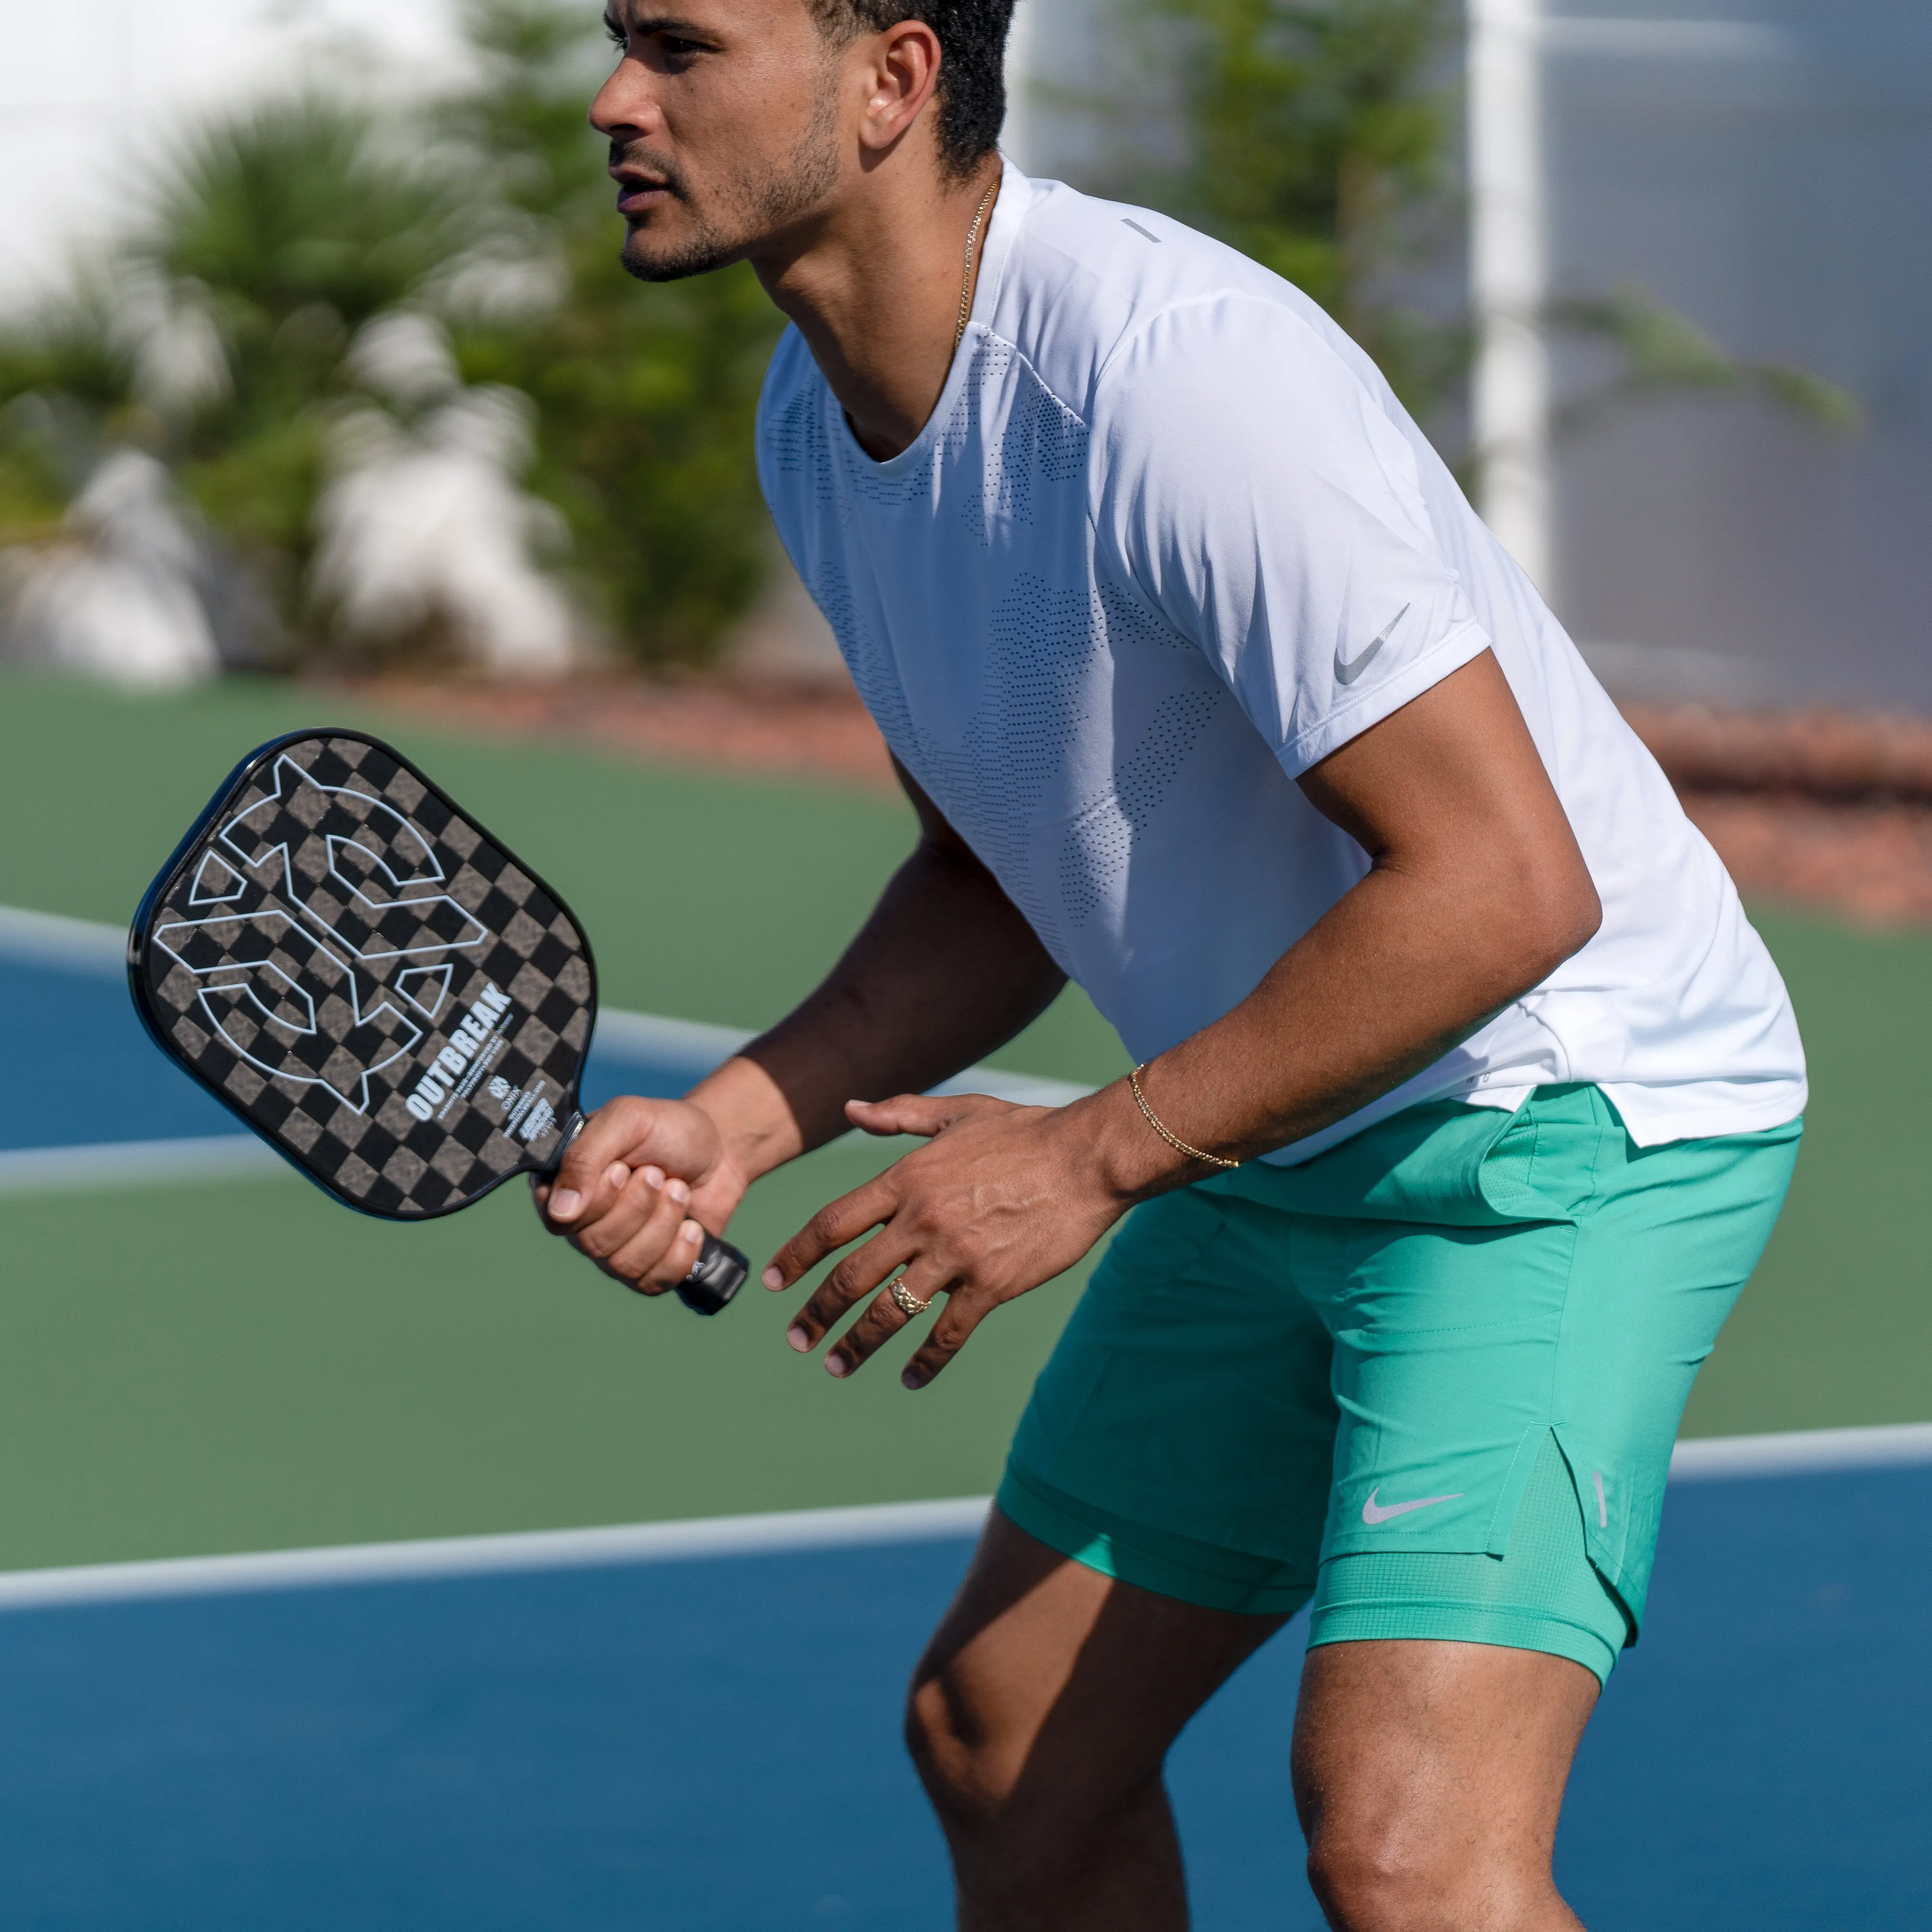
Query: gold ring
890,1278,931,1319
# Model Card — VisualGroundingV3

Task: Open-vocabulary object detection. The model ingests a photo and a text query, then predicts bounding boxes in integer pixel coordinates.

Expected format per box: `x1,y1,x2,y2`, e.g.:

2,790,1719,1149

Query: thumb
845,1093,976,1140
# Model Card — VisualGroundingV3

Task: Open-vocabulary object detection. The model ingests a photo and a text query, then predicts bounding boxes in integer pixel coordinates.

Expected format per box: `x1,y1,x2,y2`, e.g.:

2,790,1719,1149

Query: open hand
764,1092,1129,1389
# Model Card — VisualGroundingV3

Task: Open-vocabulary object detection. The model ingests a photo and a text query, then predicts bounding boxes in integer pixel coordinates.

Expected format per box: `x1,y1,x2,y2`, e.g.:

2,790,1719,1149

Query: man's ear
854,17,943,155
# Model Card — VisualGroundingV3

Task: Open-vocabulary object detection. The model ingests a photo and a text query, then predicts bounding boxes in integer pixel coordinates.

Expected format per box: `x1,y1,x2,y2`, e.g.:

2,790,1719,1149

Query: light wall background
0,0,465,291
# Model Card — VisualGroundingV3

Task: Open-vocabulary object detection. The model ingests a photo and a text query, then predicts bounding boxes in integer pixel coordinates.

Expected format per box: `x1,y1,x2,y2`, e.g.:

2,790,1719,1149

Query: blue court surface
0,1460,1929,1931
2,905,1929,1927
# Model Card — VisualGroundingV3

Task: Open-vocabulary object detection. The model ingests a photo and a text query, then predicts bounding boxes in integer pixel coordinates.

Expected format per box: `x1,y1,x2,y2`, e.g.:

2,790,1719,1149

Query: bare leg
906,1507,1289,1932
1293,1640,1600,1932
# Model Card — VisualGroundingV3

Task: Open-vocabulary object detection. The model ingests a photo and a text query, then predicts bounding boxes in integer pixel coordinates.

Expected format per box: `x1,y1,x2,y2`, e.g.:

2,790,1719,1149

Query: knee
903,1665,1024,1835
903,1665,1146,1893
1307,1826,1550,1932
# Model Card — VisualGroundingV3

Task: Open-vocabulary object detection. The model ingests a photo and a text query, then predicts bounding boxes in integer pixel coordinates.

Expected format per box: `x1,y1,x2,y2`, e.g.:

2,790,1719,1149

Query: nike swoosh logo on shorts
1334,603,1411,687
1361,1487,1463,1526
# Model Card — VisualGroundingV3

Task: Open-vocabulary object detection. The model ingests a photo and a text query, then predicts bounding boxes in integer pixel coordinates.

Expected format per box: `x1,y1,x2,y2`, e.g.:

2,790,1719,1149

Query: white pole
1003,0,1039,172
1469,0,1553,597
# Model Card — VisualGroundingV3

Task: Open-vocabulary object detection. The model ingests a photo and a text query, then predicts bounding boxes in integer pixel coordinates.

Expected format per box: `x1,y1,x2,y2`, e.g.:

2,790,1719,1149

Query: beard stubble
616,81,843,284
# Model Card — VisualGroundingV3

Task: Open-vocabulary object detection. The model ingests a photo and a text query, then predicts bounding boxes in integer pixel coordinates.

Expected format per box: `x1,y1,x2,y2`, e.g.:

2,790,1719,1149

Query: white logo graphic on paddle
1361,1487,1463,1526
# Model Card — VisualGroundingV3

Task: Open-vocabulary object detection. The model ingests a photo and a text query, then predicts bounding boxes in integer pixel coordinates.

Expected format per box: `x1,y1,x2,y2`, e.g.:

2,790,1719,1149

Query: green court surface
0,672,1927,1570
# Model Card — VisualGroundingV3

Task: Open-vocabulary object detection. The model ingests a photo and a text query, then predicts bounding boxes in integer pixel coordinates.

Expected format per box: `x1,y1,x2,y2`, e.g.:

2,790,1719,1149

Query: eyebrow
612,11,710,32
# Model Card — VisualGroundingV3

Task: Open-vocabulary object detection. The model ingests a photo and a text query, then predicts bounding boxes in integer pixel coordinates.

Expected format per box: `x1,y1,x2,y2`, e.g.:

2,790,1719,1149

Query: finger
898,1290,997,1392
783,1227,917,1355
844,1094,986,1139
823,1265,949,1379
571,1162,669,1264
605,1177,707,1296
548,1096,698,1222
548,1099,653,1222
762,1175,900,1292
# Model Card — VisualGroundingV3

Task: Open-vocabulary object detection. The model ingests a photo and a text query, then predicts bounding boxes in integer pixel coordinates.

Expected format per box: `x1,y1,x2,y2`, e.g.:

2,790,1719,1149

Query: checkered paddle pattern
137,735,594,1218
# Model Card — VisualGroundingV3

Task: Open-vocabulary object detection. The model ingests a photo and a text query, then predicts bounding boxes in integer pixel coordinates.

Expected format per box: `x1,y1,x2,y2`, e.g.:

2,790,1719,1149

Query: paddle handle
543,1113,749,1316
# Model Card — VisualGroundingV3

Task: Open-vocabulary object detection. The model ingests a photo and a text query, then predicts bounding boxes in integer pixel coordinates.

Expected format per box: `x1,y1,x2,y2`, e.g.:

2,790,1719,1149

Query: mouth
612,170,677,219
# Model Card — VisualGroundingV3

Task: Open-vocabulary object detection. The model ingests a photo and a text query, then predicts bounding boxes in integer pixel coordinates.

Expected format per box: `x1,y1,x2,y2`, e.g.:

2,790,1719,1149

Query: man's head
592,0,1015,284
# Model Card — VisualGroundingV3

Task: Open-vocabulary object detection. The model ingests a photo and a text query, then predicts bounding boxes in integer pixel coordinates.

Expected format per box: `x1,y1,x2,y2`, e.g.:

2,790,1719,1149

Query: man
539,4,1807,1925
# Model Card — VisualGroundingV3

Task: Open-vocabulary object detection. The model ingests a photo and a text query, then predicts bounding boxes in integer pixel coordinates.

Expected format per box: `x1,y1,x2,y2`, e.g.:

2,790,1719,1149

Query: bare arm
769,651,1602,1385
698,758,1067,1176
533,759,1065,1293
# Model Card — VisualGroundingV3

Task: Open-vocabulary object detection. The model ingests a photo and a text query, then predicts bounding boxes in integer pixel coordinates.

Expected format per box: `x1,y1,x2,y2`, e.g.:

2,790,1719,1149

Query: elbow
1521,861,1602,984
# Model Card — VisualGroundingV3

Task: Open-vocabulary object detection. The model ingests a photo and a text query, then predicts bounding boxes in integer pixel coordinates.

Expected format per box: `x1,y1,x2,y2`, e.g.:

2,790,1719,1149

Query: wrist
683,1055,806,1188
1074,1076,1197,1204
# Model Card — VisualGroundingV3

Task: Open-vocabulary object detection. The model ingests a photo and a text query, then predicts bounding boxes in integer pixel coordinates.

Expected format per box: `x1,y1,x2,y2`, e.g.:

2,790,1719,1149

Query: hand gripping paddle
127,729,749,1314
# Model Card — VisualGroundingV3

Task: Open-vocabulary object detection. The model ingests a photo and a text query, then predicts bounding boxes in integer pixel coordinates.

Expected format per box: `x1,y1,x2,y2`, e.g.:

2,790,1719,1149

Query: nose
589,59,661,141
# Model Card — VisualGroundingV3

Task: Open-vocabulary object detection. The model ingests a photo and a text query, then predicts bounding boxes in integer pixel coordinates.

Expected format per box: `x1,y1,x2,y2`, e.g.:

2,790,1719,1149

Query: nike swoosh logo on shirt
1334,603,1411,687
1361,1487,1463,1526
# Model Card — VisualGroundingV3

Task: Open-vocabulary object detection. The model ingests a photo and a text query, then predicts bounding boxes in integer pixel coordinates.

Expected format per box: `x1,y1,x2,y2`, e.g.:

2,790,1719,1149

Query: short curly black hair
807,1,1017,176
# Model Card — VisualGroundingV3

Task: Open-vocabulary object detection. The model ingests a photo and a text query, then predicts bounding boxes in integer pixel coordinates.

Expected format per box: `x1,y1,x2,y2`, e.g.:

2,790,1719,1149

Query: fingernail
666,1178,690,1205
763,1266,785,1291
787,1325,811,1352
604,1163,628,1192
551,1189,581,1219
825,1353,849,1378
902,1369,925,1390
681,1219,703,1245
642,1165,665,1189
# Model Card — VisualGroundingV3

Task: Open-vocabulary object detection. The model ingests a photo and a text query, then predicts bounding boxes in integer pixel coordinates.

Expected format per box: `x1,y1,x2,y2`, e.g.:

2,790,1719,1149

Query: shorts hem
1308,1598,1619,1688
996,1463,1314,1618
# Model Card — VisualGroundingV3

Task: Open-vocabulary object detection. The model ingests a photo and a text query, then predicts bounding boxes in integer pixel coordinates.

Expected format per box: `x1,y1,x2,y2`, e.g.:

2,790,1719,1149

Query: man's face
592,0,848,282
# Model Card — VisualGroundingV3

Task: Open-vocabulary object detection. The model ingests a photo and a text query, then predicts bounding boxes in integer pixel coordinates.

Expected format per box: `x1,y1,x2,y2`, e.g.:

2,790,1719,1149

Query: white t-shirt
756,165,1806,1164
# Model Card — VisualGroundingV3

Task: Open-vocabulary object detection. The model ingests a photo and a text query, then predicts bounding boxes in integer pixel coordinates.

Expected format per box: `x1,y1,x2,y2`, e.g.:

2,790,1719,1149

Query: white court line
4,1422,1931,1613
0,1136,284,1194
1669,1421,1932,1481
0,1497,994,1613
0,903,127,976
0,905,1092,1197
589,1009,1092,1108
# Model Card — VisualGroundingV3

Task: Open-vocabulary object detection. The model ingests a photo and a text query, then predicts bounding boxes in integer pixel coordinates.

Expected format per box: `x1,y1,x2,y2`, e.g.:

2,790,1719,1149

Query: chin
620,222,738,286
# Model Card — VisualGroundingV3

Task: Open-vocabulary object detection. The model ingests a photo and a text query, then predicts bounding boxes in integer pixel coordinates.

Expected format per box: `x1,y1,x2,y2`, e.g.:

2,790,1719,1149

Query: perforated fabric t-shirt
755,165,1806,1162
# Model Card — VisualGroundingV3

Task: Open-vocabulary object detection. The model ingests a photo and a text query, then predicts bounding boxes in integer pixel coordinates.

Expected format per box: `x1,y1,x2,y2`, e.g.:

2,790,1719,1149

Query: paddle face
129,730,595,1219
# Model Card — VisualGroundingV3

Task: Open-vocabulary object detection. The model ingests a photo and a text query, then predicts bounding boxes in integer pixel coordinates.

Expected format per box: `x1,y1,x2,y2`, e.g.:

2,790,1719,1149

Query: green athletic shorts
998,1083,1801,1685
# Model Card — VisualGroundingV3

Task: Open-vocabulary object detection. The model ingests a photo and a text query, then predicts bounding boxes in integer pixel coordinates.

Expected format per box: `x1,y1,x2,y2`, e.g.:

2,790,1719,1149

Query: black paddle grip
546,1113,748,1317
678,1235,751,1316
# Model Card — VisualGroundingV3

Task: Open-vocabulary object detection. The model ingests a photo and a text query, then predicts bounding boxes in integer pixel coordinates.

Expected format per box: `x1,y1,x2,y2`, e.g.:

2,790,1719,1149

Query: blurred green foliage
1549,284,1864,442
1142,0,1466,415
449,0,783,662
0,0,782,669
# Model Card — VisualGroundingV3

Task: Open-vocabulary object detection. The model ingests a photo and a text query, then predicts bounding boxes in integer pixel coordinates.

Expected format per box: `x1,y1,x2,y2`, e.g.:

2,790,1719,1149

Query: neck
752,155,1003,462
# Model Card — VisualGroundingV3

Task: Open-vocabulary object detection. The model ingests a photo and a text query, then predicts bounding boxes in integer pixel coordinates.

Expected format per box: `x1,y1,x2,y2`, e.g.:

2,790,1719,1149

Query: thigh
910,1507,1290,1817
1293,1639,1598,1913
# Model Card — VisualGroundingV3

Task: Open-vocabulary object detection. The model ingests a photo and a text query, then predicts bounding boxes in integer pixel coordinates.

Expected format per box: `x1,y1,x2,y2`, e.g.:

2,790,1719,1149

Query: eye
658,32,702,59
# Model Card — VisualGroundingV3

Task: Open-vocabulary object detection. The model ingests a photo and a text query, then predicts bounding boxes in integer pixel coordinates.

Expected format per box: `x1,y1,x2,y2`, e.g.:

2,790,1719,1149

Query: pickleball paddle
127,728,749,1314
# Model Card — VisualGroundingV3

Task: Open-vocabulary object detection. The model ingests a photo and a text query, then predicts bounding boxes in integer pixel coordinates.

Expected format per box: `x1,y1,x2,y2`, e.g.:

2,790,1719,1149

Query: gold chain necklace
952,174,1000,355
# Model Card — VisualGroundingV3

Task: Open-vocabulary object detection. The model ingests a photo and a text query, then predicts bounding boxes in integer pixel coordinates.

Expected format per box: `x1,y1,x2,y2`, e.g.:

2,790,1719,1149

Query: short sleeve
1091,295,1490,776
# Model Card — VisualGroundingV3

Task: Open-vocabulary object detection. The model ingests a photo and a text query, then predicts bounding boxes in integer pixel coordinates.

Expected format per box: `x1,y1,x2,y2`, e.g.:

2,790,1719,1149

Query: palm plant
142,97,474,590
448,0,783,663
2,1,786,674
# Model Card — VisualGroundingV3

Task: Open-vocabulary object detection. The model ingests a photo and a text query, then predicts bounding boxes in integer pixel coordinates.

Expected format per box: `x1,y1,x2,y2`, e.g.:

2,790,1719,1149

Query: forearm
1072,653,1601,1197
685,837,1065,1185
1076,852,1592,1200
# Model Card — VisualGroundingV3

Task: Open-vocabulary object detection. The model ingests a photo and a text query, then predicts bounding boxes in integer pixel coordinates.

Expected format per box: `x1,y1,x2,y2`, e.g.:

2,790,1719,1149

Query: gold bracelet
1128,1065,1240,1169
